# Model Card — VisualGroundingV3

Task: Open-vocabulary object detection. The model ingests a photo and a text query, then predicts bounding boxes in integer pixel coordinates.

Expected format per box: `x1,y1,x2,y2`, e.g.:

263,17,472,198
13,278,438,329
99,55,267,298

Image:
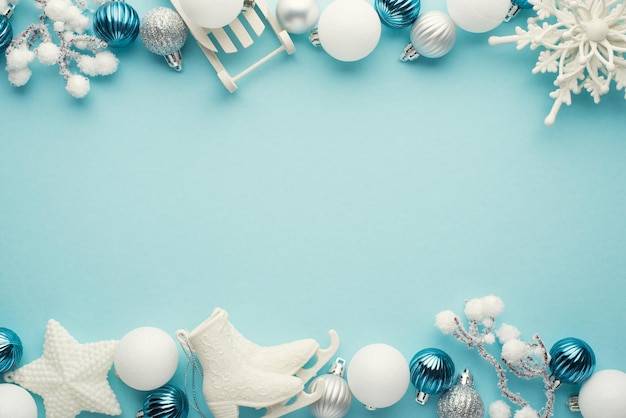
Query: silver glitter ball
437,369,484,418
140,7,187,70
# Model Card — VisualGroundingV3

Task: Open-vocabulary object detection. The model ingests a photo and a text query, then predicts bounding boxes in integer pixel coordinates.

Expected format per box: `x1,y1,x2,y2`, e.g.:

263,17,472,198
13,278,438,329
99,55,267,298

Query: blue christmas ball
0,14,12,53
549,337,596,385
0,327,23,373
93,1,140,48
511,0,532,9
409,348,455,404
138,385,189,418
374,0,420,29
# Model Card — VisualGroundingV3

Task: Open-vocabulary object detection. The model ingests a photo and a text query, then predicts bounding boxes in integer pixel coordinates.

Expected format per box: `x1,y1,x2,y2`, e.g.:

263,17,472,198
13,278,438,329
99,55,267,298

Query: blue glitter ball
410,348,455,403
93,1,140,48
374,0,420,29
0,327,23,373
549,337,596,385
139,385,189,418
0,15,12,53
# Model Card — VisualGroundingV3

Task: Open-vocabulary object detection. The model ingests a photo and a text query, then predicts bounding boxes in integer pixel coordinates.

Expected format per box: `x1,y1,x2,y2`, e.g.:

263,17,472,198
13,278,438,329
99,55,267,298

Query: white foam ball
578,369,626,418
489,400,512,418
435,310,458,334
114,327,179,391
447,0,510,33
66,74,90,98
8,68,33,86
6,47,36,71
0,384,38,418
36,42,60,65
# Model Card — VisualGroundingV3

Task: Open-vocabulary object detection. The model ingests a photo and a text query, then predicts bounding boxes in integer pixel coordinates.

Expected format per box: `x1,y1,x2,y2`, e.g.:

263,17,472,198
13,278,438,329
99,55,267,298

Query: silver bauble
308,358,352,418
140,7,187,71
276,0,320,34
400,10,456,61
437,369,484,418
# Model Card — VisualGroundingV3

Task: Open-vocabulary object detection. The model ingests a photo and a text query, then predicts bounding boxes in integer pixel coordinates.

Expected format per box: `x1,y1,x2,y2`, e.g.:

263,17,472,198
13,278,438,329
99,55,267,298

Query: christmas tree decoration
569,369,626,418
136,384,189,418
504,0,532,22
446,0,510,32
176,308,339,418
3,319,121,418
309,0,381,62
93,0,140,48
374,0,420,29
435,295,566,418
140,7,187,71
437,369,485,418
400,10,456,61
4,0,118,97
0,327,23,373
176,0,244,29
276,0,320,34
0,383,38,418
409,348,455,404
489,0,626,125
114,326,179,391
347,343,410,410
307,358,352,418
548,337,595,385
0,2,15,53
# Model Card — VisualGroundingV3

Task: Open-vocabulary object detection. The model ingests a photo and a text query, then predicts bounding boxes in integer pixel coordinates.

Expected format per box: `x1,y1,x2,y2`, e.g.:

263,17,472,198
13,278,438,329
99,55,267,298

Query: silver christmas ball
401,10,456,60
437,369,484,418
140,7,187,70
276,0,320,34
308,358,352,418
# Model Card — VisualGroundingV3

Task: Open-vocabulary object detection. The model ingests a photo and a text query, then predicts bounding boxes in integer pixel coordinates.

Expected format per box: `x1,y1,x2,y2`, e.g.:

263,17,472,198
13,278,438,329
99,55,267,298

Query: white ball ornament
446,0,510,33
114,327,179,391
0,384,38,418
576,369,626,418
276,0,320,34
315,0,381,62
347,343,410,410
177,0,243,29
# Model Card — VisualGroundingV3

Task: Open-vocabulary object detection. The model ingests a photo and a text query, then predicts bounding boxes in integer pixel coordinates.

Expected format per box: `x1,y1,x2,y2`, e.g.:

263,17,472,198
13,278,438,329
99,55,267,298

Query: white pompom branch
4,0,118,97
435,295,556,418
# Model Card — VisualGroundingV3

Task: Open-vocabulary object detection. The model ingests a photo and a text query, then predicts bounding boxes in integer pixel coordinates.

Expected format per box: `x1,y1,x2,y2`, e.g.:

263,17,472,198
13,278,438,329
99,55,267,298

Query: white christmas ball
276,0,320,34
114,327,179,391
317,0,381,62
578,369,626,418
347,343,410,410
178,0,243,28
446,0,510,33
0,384,38,418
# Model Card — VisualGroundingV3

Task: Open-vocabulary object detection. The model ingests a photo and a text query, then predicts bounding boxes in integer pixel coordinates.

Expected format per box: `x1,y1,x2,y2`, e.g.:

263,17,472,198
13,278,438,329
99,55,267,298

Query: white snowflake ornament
489,0,626,125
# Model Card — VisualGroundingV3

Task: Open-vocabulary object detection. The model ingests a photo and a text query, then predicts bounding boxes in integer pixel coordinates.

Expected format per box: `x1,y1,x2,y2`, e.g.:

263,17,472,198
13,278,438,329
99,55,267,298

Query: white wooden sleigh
170,0,295,92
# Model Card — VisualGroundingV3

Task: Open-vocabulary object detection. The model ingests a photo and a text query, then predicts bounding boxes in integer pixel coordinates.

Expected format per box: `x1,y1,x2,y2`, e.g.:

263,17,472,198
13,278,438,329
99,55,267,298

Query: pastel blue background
1,0,625,416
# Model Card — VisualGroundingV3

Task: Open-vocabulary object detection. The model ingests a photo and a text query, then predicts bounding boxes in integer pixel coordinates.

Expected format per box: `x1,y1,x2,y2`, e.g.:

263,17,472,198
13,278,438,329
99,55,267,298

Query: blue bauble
410,348,455,404
374,0,420,29
549,337,596,385
138,385,189,418
0,15,12,53
511,0,532,9
93,1,140,48
0,327,23,373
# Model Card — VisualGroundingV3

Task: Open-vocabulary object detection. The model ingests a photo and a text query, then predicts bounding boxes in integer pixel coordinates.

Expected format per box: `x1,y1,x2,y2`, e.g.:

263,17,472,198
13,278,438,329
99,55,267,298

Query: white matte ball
178,0,243,28
0,384,38,418
276,0,320,34
114,327,179,391
317,0,381,62
578,369,626,418
347,343,410,410
446,0,510,33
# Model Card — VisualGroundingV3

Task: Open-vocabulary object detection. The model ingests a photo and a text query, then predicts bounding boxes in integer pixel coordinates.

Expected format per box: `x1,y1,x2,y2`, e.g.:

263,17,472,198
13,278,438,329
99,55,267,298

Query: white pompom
44,0,71,22
501,339,529,363
496,324,521,344
76,55,98,76
5,47,36,71
513,406,539,418
489,400,511,418
66,8,89,32
53,21,65,32
66,74,90,98
435,310,458,334
36,42,61,65
481,295,504,318
94,51,119,75
8,68,33,86
464,298,485,321
483,332,496,344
